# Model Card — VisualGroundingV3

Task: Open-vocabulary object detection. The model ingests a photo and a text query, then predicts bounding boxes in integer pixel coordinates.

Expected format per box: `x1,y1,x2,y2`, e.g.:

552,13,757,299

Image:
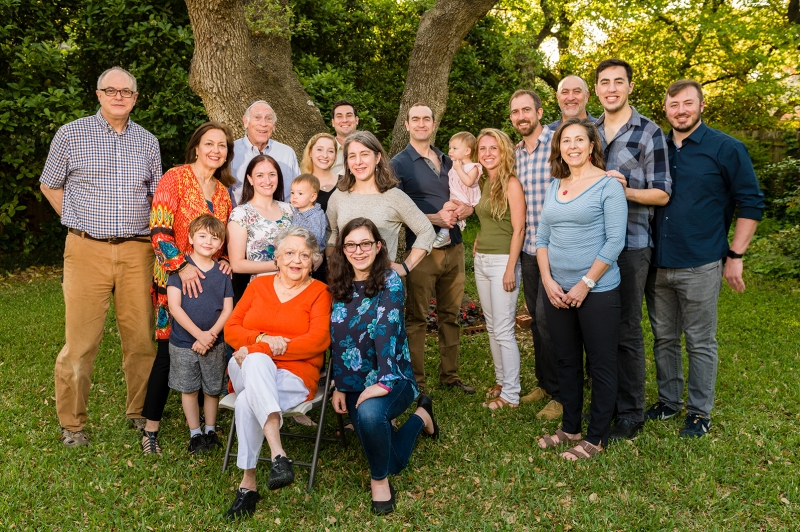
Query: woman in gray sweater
535,118,628,460
326,131,435,276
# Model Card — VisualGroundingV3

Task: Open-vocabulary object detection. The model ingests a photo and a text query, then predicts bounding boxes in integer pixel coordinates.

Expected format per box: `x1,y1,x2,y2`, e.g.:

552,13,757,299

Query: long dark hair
338,131,398,193
184,121,236,187
240,154,284,204
327,217,391,303
549,118,606,179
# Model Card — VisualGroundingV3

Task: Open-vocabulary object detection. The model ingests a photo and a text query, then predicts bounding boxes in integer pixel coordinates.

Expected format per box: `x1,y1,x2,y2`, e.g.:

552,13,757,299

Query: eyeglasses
343,240,376,253
99,88,135,98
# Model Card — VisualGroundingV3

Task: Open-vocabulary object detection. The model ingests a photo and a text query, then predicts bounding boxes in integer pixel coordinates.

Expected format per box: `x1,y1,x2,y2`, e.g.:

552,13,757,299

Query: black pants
142,339,202,422
232,272,251,306
520,253,559,400
543,288,620,446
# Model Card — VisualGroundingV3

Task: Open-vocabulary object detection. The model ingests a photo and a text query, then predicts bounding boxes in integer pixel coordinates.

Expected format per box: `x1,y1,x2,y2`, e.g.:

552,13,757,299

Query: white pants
474,253,522,403
227,354,309,470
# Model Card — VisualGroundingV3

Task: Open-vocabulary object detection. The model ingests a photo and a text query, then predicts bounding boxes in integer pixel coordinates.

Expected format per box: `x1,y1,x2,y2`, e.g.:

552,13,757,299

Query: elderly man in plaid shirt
40,66,162,447
593,59,672,441
509,89,562,421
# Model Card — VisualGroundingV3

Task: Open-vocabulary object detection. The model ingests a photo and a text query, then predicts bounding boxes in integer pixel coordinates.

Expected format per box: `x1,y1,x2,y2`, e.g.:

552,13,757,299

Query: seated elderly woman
222,226,332,520
329,217,438,515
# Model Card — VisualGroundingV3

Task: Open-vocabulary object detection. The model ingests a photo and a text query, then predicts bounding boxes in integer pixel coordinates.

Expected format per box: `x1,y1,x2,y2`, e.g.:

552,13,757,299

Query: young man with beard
508,90,562,420
593,59,672,441
645,79,764,438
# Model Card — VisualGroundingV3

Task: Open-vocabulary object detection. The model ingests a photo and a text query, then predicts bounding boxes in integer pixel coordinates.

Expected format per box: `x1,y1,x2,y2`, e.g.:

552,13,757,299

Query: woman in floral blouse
328,217,438,515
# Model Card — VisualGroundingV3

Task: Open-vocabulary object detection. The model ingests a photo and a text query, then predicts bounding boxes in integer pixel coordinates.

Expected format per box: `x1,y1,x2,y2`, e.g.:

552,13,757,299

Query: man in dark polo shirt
645,79,764,438
390,103,475,394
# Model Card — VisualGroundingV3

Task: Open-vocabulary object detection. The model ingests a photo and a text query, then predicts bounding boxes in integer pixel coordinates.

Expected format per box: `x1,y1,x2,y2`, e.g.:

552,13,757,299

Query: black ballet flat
416,393,439,439
371,481,396,515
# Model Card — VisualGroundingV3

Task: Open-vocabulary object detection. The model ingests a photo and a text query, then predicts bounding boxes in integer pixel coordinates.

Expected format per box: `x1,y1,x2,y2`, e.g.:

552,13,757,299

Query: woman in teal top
535,118,627,461
473,128,526,409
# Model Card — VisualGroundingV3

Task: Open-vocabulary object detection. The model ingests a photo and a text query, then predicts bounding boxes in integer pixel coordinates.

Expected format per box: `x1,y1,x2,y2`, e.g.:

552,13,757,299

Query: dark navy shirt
390,143,460,248
652,122,764,269
167,255,234,348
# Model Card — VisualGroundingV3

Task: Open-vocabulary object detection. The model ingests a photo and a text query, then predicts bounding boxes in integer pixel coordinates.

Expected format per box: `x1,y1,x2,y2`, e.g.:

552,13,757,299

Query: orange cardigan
225,276,332,400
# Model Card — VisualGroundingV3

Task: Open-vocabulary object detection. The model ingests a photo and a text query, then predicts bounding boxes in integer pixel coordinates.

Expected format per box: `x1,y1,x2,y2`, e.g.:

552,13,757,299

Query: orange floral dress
150,164,232,340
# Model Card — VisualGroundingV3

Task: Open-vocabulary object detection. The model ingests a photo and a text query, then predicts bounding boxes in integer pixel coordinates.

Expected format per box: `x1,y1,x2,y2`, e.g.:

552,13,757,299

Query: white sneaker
432,231,451,249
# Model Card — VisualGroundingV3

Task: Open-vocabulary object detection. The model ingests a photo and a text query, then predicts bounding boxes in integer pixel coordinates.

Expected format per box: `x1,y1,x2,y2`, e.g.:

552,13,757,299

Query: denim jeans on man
344,379,424,480
520,252,559,400
615,247,651,423
645,260,722,418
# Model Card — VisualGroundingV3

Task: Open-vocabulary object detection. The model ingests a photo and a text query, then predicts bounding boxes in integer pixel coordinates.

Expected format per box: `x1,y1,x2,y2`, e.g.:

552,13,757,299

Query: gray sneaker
432,231,451,249
61,427,89,447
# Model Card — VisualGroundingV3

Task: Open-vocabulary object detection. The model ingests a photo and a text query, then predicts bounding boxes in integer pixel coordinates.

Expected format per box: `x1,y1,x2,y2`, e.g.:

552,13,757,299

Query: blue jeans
345,379,424,480
645,261,722,418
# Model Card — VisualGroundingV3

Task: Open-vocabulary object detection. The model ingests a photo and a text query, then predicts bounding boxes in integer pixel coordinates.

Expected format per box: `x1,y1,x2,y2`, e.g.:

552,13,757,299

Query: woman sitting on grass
328,217,438,515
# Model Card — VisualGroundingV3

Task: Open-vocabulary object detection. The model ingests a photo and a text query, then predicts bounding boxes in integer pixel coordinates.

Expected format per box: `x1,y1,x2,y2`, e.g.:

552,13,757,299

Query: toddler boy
290,173,328,281
167,214,234,455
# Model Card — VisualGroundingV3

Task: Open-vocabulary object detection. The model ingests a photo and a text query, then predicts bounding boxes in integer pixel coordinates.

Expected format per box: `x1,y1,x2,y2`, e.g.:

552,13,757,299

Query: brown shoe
535,400,563,420
60,427,89,447
520,386,551,404
128,417,146,432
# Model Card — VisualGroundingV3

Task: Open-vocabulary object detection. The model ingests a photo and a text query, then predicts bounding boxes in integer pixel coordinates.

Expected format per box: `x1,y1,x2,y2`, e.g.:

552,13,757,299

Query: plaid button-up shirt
515,127,553,255
40,111,162,239
595,107,672,250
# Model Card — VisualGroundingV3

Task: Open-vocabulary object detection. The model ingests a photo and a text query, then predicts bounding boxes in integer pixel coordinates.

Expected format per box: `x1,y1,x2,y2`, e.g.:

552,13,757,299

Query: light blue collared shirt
230,135,300,205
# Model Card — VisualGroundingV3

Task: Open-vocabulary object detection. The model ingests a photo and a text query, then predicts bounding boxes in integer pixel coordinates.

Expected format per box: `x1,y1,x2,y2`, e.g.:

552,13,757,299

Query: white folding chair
219,360,348,492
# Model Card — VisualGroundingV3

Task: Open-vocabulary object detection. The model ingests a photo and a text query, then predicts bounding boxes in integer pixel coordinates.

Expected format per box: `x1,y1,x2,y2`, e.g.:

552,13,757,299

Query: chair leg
222,411,237,473
307,360,337,492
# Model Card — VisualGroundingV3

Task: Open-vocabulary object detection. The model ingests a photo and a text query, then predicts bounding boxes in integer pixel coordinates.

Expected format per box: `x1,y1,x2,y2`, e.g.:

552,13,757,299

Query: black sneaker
679,413,710,438
205,430,222,451
225,488,261,520
267,455,295,490
188,433,208,455
443,379,476,395
644,401,679,421
608,418,645,441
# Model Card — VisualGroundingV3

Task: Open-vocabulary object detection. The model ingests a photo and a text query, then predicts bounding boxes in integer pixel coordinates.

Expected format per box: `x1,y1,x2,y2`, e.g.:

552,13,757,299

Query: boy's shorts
168,342,226,395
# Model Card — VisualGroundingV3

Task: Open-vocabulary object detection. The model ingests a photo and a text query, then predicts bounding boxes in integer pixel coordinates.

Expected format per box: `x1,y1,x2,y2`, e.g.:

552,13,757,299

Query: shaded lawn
0,270,798,531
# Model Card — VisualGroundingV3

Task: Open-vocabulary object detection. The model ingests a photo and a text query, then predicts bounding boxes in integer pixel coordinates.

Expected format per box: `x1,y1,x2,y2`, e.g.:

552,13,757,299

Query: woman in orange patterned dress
140,122,236,454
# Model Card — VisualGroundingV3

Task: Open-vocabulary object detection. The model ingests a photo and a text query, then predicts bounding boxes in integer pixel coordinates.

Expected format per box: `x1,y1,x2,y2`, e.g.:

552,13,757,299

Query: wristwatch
726,249,744,259
581,276,596,290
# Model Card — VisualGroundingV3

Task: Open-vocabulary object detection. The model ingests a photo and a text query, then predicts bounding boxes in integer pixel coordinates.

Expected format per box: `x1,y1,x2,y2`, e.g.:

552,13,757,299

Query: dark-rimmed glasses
99,88,135,98
343,240,375,253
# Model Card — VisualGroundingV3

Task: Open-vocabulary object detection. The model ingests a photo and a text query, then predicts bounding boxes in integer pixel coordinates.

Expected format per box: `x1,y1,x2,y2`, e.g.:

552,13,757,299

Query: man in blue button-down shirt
644,79,764,438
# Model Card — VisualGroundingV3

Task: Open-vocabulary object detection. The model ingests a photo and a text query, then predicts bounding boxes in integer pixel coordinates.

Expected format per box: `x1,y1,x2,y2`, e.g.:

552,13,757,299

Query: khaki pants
405,244,465,389
55,232,155,431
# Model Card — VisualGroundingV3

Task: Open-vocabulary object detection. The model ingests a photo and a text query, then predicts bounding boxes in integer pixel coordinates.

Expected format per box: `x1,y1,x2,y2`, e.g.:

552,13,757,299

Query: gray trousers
645,260,722,418
615,248,651,423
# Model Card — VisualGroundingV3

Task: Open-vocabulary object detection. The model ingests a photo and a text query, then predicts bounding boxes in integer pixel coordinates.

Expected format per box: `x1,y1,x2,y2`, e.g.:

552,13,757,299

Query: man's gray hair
244,100,277,123
274,226,322,265
97,66,137,92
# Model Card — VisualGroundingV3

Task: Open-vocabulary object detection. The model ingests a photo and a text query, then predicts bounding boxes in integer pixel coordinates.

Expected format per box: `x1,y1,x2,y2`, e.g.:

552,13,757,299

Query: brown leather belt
68,228,150,244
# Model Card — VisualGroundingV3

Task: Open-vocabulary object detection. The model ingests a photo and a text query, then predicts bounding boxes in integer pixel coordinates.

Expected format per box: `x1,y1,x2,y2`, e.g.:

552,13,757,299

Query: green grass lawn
1,269,798,531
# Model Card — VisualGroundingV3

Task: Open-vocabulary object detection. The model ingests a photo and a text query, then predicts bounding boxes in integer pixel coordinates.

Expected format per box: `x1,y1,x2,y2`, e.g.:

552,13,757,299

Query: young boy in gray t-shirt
166,214,234,455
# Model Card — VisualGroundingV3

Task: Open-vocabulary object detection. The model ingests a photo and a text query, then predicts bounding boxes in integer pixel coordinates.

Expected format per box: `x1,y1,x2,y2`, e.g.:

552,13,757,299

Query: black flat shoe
225,488,261,520
267,455,295,490
371,482,396,515
416,393,439,439
608,418,645,441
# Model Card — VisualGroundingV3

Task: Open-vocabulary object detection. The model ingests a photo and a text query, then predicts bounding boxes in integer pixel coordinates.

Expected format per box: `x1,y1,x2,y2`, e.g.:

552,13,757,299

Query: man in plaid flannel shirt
593,59,672,441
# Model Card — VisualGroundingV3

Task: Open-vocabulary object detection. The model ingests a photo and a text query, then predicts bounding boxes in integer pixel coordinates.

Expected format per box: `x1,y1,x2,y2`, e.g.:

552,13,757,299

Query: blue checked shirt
292,204,328,251
40,111,162,238
595,107,672,250
515,127,554,255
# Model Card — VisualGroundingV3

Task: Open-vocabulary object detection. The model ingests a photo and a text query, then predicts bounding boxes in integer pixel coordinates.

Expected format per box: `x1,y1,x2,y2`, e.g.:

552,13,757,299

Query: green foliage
747,225,800,279
758,157,800,222
0,0,204,256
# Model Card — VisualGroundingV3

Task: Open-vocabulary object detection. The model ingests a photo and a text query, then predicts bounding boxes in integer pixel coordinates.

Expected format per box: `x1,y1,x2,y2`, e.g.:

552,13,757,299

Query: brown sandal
482,396,519,410
538,429,581,449
485,384,502,399
561,440,603,461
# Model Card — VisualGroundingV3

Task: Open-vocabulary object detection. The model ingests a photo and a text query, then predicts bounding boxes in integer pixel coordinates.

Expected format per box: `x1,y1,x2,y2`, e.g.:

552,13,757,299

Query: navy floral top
330,270,418,394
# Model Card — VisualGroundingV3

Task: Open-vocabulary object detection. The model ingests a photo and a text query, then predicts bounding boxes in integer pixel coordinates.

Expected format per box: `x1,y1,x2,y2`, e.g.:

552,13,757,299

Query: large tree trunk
184,0,326,155
388,0,498,156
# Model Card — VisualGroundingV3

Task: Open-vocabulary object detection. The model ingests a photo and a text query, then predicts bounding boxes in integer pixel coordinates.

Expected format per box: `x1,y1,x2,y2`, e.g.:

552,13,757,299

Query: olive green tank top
475,177,513,254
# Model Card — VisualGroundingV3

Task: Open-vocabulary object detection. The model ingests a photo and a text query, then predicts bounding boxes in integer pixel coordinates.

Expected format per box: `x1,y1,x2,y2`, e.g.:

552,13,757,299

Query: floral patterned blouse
228,201,293,263
330,270,418,394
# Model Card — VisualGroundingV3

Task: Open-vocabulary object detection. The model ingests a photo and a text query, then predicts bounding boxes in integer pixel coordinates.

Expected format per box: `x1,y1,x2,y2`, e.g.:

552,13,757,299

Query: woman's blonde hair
300,132,337,174
476,128,516,220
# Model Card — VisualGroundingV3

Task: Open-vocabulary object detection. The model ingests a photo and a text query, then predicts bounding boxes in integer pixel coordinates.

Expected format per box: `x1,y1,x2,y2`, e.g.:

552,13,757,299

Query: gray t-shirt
167,255,234,348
